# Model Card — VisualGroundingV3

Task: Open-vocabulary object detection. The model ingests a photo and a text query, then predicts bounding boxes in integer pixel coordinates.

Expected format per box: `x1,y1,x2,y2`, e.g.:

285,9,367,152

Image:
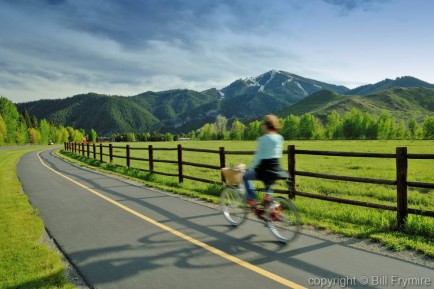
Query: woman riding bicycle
243,114,288,208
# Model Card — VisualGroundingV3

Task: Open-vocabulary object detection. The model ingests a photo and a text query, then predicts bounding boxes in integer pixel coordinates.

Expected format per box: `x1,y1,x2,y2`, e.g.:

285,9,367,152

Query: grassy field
0,148,73,289
63,140,434,257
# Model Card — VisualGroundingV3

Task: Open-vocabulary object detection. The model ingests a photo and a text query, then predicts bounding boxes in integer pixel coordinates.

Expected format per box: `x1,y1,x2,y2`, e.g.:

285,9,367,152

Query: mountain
16,70,350,134
131,89,219,126
163,70,351,132
17,93,161,134
278,87,434,123
347,76,434,96
15,71,434,135
17,89,218,135
220,70,349,101
277,90,348,117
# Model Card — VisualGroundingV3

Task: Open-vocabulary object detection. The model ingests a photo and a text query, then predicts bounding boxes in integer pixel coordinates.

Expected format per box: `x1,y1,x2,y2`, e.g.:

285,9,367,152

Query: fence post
178,144,183,183
148,145,154,172
99,143,103,162
396,147,408,229
73,142,76,154
81,143,85,156
219,147,226,182
126,144,130,168
109,144,113,163
87,143,90,158
93,143,96,160
288,145,297,196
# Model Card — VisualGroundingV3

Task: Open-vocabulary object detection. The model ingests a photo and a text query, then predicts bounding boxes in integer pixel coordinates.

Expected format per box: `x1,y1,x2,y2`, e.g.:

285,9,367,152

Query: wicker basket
221,164,246,186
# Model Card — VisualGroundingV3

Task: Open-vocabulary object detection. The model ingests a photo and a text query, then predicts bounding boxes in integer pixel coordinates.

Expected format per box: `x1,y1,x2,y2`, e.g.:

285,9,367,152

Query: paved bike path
17,149,433,289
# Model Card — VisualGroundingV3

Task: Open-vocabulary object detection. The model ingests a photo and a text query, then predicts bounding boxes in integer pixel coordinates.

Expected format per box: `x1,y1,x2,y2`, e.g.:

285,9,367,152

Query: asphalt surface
17,149,433,289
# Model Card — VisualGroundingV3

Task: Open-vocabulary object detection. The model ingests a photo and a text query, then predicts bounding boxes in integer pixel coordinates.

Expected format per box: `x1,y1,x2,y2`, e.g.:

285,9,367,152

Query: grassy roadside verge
57,148,434,259
0,148,73,289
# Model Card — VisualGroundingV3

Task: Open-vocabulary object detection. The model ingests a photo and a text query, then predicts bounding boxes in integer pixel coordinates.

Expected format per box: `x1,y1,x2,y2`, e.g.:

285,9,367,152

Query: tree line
195,110,434,141
0,96,97,146
106,110,434,142
4,92,433,144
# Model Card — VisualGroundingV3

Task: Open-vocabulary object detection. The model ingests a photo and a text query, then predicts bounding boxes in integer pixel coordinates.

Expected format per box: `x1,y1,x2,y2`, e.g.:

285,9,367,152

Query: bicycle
220,167,300,243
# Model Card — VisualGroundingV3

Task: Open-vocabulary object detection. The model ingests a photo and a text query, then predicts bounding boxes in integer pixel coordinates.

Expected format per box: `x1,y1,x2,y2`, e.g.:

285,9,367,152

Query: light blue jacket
249,134,284,169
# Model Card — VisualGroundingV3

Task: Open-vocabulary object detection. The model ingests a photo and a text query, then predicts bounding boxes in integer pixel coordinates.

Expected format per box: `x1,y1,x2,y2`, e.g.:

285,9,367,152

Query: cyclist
243,114,288,209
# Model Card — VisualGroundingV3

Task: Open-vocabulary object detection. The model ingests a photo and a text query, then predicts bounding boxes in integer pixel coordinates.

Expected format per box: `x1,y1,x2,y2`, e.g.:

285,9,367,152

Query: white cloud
0,0,433,102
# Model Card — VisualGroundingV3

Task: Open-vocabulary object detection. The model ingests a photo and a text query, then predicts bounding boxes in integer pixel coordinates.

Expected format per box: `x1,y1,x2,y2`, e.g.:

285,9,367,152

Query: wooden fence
64,142,434,228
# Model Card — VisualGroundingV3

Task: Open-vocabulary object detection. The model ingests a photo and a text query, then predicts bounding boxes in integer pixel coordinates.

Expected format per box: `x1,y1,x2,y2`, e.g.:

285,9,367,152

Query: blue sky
1,0,433,102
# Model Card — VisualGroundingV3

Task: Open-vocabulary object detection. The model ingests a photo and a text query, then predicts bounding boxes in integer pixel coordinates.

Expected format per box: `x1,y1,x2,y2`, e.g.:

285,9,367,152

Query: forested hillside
279,87,434,123
16,71,350,134
15,72,434,136
0,96,87,146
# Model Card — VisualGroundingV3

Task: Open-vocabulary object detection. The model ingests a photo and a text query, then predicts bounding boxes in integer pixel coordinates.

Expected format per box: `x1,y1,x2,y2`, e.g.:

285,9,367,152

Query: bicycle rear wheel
266,196,300,243
220,187,248,226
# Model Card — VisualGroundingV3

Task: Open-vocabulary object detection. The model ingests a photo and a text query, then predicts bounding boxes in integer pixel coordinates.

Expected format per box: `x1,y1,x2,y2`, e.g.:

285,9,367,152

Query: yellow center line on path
37,152,307,289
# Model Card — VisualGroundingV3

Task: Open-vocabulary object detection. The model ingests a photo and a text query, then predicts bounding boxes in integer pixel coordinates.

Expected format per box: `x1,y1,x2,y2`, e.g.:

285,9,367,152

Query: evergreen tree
22,109,32,128
31,115,38,129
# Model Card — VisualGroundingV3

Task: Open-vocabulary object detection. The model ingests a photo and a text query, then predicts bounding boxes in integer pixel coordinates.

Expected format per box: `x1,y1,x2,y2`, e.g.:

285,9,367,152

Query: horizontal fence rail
64,142,434,228
295,149,396,158
295,171,397,185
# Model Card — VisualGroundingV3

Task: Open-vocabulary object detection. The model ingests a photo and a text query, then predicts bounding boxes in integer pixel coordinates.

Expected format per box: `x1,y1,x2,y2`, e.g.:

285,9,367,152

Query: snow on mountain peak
243,77,260,87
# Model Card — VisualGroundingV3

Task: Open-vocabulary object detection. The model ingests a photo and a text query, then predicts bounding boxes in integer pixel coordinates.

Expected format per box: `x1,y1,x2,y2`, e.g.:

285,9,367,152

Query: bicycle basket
221,164,245,186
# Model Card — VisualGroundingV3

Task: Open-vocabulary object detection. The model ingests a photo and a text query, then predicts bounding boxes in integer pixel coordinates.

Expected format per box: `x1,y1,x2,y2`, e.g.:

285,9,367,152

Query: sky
0,0,433,103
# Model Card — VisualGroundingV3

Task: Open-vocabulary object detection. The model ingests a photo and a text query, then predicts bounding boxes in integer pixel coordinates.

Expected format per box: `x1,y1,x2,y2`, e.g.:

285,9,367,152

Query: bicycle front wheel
266,196,300,243
220,187,248,226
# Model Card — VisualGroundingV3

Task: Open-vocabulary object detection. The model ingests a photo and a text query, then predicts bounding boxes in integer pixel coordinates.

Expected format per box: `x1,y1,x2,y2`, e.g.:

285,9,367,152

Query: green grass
0,148,73,289
62,140,434,258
